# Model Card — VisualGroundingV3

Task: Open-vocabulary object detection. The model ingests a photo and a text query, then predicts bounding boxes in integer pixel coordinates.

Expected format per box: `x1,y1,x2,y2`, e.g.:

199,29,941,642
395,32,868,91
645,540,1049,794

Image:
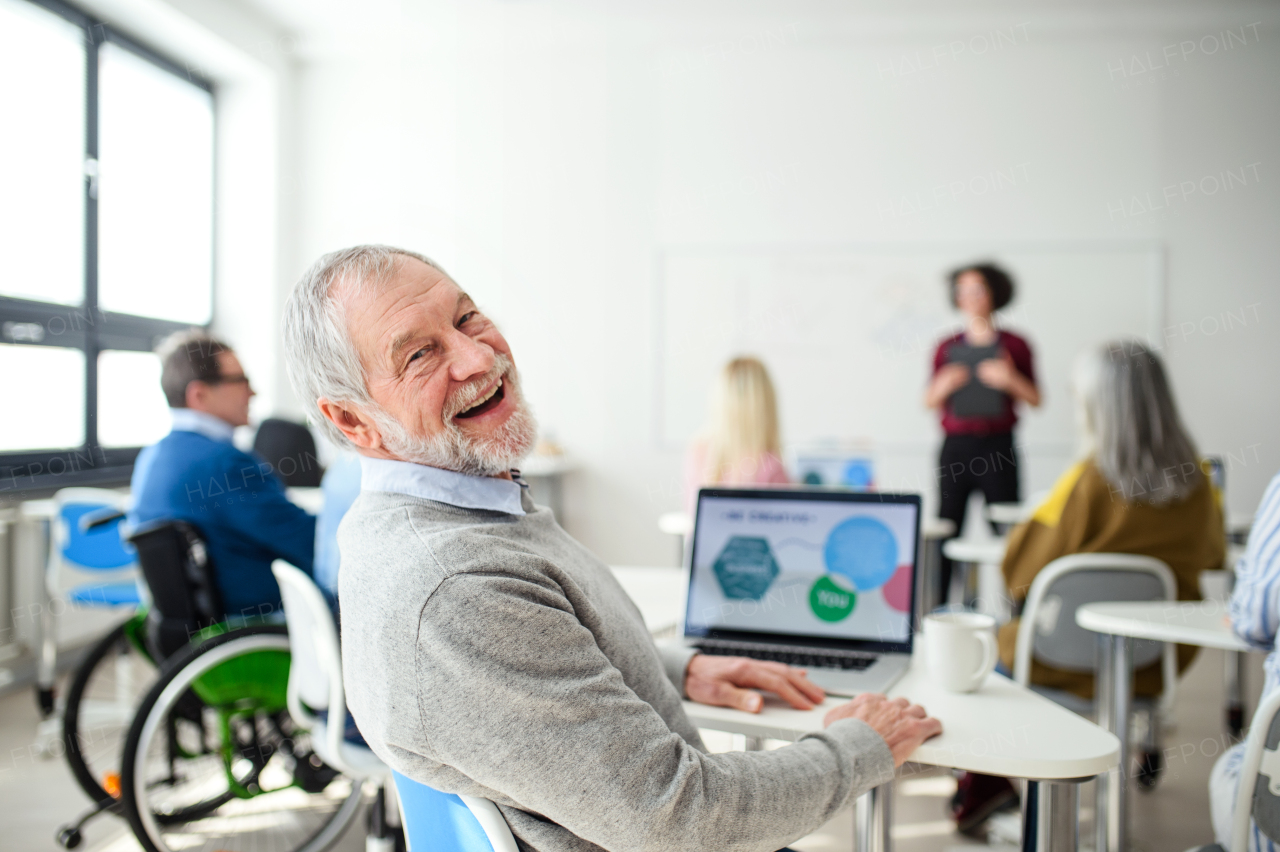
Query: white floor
0,645,1258,852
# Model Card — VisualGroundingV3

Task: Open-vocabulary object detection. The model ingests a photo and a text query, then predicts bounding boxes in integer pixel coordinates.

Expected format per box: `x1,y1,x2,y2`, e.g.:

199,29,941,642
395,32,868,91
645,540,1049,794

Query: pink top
682,442,790,514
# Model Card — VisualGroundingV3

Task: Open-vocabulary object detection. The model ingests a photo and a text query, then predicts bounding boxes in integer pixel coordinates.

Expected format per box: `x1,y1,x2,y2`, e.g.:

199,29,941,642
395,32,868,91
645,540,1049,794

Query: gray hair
282,245,446,449
1073,340,1201,505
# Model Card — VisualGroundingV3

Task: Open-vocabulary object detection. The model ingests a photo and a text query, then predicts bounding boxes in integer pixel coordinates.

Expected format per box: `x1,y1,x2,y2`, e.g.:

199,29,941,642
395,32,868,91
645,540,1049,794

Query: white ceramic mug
923,611,998,693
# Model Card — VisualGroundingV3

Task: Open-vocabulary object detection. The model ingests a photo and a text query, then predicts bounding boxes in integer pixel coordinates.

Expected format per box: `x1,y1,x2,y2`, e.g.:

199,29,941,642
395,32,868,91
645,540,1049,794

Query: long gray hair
1073,340,1201,505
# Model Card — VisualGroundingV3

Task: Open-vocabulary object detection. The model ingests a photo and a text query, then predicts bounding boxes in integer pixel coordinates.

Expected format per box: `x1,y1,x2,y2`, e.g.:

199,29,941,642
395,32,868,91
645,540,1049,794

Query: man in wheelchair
131,329,317,622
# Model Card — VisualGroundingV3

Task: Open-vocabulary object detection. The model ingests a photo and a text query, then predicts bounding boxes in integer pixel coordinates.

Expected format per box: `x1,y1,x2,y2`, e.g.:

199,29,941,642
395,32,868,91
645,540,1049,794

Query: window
0,0,214,493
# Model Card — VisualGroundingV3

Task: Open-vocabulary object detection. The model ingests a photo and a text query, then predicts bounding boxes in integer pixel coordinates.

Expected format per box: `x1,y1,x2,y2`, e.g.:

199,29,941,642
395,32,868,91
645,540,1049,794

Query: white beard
373,353,538,477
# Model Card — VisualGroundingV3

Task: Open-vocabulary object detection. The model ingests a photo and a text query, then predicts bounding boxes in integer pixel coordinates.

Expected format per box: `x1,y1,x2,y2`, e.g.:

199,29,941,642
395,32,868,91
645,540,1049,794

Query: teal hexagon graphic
713,536,780,600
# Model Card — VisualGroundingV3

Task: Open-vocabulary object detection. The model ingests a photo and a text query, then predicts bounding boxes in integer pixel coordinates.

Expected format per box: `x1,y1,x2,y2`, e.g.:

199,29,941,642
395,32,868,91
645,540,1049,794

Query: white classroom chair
1189,688,1280,852
272,560,517,852
1015,553,1178,787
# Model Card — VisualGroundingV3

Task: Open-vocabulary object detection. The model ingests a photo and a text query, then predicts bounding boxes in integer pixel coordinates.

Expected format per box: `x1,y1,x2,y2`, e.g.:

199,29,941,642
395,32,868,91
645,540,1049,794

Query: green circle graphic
809,575,857,622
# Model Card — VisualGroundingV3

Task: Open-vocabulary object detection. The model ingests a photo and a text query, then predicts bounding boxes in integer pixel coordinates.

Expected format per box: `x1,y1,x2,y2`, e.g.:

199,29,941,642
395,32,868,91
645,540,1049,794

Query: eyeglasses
210,373,251,386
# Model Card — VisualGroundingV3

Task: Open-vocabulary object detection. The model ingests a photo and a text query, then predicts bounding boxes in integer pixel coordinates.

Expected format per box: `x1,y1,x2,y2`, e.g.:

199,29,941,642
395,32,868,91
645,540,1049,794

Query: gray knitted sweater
338,485,895,852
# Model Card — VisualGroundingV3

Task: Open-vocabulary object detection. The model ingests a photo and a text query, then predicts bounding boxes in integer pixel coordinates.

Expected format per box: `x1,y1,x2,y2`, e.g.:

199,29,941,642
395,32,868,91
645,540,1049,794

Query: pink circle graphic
881,563,913,613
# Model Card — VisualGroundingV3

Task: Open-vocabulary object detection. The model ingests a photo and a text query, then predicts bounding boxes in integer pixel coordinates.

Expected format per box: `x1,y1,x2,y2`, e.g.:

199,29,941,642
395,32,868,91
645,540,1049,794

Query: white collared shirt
170,408,236,444
359,456,526,515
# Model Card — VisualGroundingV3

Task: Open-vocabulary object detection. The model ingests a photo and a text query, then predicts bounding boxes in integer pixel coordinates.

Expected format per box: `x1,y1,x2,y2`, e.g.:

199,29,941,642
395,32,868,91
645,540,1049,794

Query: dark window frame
0,0,215,496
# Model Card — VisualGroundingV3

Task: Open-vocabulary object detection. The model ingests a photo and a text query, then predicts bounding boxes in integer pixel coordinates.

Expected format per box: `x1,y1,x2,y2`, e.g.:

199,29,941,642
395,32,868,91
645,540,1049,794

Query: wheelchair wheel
63,616,156,807
120,624,363,852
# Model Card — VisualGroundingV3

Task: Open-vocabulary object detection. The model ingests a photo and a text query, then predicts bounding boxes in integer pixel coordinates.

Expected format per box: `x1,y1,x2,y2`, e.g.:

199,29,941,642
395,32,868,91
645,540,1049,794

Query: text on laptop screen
686,493,918,644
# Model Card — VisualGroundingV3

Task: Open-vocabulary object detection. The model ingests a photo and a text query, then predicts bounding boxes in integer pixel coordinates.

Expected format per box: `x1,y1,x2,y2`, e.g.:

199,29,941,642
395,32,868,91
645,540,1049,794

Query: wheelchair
57,517,369,852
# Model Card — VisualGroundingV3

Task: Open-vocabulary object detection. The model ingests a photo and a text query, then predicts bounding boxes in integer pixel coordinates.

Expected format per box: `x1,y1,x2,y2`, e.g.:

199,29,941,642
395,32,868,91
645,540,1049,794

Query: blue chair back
60,503,135,570
393,771,495,852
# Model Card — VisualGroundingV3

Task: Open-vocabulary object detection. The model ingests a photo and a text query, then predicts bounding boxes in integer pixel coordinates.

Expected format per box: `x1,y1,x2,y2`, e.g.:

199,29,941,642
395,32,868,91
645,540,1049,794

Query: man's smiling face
332,256,536,475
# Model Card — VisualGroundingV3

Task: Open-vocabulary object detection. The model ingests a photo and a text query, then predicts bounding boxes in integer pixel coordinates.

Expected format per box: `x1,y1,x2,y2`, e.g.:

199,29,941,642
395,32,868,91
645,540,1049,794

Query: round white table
921,517,956,540
1076,601,1257,852
1077,601,1250,652
985,502,1028,526
941,537,1007,565
657,511,692,537
612,561,1116,851
941,537,1009,619
685,659,1118,852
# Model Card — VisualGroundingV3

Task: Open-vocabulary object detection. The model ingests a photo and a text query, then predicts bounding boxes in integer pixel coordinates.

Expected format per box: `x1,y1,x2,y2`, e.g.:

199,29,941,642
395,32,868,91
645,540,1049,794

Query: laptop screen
684,488,920,652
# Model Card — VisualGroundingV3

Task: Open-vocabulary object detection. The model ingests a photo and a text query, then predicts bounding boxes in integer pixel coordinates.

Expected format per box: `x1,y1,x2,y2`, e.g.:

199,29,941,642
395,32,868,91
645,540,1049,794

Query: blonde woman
683,357,789,512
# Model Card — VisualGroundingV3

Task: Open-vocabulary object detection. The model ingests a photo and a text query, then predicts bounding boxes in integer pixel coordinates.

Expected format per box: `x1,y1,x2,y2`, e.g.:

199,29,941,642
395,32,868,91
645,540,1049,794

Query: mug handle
971,630,998,687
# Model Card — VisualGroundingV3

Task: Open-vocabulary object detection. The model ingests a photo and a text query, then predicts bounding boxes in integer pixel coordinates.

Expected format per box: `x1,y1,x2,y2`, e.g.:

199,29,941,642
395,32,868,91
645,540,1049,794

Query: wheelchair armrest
80,508,126,533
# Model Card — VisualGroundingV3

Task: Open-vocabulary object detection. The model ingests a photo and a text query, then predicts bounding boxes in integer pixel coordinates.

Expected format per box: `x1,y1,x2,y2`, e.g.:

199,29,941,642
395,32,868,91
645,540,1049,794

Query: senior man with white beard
282,245,942,852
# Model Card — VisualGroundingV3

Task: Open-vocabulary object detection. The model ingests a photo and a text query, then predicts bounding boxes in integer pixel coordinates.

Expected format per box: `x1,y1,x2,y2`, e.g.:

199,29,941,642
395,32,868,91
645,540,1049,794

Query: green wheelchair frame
58,516,353,852
59,606,303,846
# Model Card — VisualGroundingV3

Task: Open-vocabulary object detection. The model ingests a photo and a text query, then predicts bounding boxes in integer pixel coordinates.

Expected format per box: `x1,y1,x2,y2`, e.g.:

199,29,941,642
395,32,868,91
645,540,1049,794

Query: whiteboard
656,244,1164,476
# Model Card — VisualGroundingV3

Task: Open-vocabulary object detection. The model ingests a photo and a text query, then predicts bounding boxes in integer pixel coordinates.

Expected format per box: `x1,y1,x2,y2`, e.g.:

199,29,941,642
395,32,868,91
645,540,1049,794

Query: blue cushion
60,504,135,570
67,582,142,607
393,771,493,852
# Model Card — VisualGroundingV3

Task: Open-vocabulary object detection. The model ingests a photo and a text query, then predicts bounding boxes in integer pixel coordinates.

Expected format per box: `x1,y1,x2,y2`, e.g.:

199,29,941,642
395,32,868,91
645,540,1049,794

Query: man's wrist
656,641,700,697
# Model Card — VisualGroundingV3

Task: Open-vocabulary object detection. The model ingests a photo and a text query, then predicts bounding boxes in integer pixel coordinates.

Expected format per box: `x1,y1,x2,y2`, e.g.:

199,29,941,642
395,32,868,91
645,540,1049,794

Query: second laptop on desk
683,487,921,697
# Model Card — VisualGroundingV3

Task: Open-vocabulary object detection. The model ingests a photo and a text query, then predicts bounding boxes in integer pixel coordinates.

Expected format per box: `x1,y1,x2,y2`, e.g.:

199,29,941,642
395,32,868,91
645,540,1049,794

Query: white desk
941,537,1007,566
657,512,692,537
1077,601,1250,653
921,517,956,540
941,537,1009,620
519,455,577,518
609,562,1115,852
685,658,1118,852
1076,601,1258,852
285,487,325,513
985,502,1028,527
685,660,1118,779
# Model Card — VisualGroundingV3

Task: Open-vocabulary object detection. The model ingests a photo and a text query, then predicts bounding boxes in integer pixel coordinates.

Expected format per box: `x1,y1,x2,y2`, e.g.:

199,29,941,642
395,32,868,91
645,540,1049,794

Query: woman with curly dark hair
924,263,1041,610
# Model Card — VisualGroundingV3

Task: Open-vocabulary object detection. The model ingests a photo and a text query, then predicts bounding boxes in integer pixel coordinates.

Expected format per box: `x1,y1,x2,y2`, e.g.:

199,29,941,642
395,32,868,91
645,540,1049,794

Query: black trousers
935,432,1021,607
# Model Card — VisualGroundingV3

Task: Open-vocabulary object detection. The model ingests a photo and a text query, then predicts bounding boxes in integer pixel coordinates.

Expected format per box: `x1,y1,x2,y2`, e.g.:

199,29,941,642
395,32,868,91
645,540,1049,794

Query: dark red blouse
931,329,1036,436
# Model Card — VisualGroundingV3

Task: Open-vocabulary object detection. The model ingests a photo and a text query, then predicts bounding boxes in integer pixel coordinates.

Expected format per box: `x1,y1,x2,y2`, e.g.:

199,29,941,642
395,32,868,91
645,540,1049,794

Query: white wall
279,1,1279,564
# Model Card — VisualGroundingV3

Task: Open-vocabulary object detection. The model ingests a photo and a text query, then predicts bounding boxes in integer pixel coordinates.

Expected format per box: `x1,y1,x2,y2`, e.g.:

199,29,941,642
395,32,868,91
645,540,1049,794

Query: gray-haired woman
952,340,1225,834
997,338,1224,696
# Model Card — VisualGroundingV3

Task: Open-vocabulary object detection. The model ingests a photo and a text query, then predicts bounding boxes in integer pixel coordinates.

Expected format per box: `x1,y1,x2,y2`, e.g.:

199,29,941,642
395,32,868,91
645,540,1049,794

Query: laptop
682,487,921,698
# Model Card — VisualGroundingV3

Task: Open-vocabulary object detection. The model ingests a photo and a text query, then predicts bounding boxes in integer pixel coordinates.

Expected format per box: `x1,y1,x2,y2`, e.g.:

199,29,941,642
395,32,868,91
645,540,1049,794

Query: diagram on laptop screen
686,496,916,643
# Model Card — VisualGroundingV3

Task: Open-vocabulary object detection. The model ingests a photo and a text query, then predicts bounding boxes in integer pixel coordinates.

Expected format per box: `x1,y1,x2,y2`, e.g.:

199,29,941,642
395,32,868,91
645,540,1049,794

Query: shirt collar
359,457,526,515
170,408,236,444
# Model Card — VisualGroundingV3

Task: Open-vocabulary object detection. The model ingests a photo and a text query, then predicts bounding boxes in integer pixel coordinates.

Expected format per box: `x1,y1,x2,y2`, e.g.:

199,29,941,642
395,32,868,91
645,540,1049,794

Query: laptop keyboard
694,643,878,671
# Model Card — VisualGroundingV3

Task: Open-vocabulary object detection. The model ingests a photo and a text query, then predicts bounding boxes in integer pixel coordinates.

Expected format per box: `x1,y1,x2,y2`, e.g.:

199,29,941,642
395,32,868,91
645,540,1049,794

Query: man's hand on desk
824,694,943,767
684,655,826,713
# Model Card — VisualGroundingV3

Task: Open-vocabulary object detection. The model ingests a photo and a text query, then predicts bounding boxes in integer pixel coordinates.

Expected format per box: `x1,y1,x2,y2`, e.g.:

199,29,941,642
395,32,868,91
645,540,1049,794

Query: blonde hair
704,357,782,484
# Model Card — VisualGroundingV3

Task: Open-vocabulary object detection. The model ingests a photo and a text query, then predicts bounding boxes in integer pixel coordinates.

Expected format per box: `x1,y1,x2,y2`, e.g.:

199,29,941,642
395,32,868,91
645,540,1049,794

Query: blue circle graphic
842,459,873,489
823,516,898,591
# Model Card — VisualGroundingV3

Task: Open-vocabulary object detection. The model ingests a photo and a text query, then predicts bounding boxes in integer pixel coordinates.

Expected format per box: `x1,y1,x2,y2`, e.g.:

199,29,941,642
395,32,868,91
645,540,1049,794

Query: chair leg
1225,650,1246,738
1135,706,1162,791
366,782,401,852
36,594,58,717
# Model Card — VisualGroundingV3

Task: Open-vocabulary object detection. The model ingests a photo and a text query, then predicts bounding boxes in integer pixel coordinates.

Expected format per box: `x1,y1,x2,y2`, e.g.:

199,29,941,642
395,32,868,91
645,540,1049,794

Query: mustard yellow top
997,458,1225,699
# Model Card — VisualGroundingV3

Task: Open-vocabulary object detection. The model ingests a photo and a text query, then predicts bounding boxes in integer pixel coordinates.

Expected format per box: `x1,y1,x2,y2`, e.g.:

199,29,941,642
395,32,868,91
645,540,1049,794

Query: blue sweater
130,430,316,619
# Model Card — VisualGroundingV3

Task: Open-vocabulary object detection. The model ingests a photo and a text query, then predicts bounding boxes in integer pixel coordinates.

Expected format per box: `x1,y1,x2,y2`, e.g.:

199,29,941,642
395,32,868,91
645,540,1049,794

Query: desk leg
1021,779,1081,852
1112,636,1133,852
855,783,891,852
1225,649,1246,738
33,517,55,717
1095,634,1114,852
733,735,765,751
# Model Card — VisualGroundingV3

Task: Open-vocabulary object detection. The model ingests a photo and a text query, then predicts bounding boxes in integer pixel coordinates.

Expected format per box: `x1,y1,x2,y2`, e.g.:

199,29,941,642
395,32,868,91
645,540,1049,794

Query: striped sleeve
1229,472,1280,649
